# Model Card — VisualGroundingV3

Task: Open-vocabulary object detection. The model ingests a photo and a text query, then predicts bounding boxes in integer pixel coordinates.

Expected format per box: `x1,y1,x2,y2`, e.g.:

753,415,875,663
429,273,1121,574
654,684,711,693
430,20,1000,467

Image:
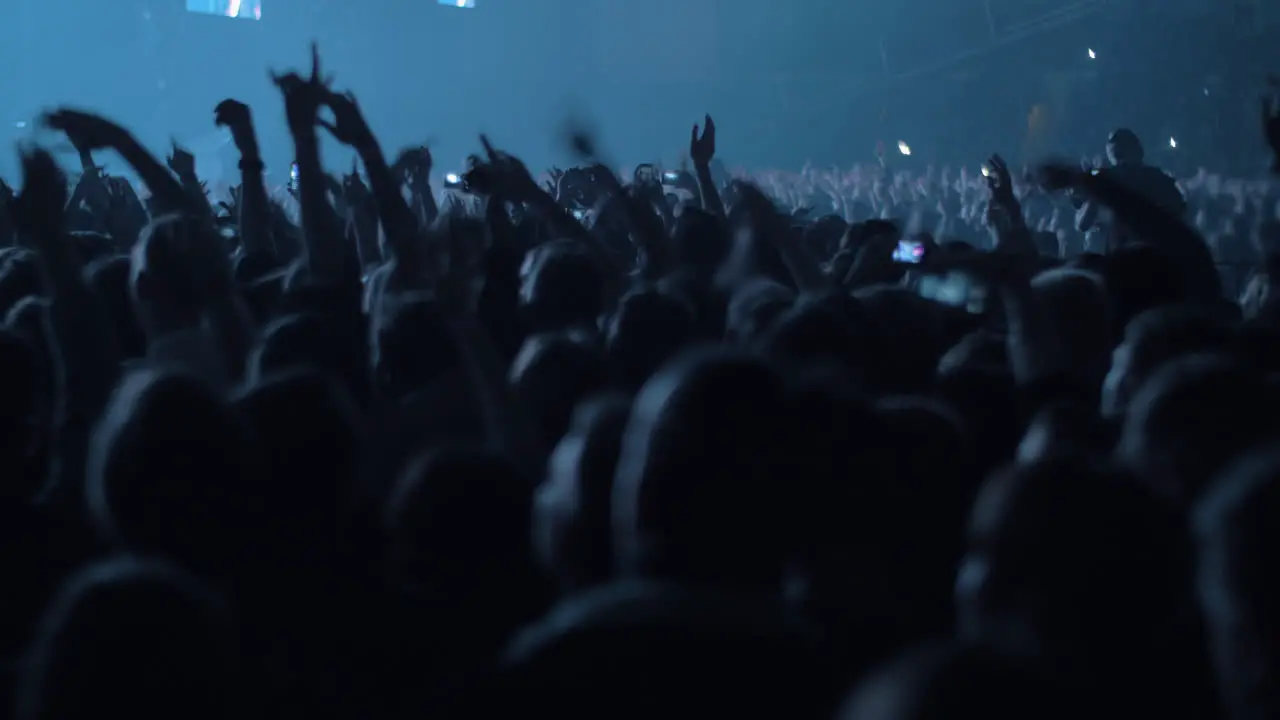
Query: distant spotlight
897,141,912,156
980,165,990,178
14,121,26,129
1169,137,1178,149
1087,48,1096,59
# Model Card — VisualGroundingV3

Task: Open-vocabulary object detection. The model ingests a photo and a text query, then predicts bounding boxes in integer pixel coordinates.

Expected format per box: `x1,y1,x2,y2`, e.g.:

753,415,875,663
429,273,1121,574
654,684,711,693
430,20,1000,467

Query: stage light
897,141,912,156
1087,48,1096,59
1169,137,1177,149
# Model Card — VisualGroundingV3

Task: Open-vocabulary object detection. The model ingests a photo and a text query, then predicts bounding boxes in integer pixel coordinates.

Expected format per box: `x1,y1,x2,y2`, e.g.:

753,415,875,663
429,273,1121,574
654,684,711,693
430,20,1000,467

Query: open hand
392,145,432,185
466,135,539,200
319,90,375,149
690,114,716,166
270,43,332,133
42,109,130,153
167,141,197,178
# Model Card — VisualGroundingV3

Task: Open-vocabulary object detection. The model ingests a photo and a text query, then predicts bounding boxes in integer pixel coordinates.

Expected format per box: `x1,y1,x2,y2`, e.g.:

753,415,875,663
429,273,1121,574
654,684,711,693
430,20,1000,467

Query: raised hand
42,109,131,153
468,135,539,200
391,145,432,185
10,147,69,249
319,90,375,149
167,141,197,178
690,114,716,166
270,43,332,133
213,98,253,134
1264,76,1280,173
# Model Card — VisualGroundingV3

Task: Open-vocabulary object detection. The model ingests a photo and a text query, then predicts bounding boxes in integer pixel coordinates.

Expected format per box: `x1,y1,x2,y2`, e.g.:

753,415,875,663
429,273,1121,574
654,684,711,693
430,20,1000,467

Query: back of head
84,255,146,359
0,327,45,498
1102,243,1186,332
1119,353,1276,503
536,394,632,590
724,279,795,344
1107,127,1145,165
234,370,361,566
606,290,695,392
960,456,1189,678
612,349,791,587
252,312,373,408
87,370,252,576
369,299,457,400
385,448,537,603
837,641,1072,720
1195,446,1280,720
758,298,869,384
519,245,604,332
1103,303,1233,419
671,207,730,275
129,214,204,329
510,333,608,454
1031,268,1112,389
18,558,233,720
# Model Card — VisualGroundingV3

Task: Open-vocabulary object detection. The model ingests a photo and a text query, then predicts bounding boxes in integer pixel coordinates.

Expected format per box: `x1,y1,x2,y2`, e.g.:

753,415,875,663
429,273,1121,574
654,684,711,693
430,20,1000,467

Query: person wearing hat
1075,128,1186,251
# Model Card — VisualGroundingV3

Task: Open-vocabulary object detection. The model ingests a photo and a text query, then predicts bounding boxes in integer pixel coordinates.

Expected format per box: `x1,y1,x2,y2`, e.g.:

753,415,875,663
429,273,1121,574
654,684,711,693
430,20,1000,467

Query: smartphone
443,172,465,189
571,209,588,221
288,162,299,192
634,163,657,185
662,171,681,183
893,239,926,263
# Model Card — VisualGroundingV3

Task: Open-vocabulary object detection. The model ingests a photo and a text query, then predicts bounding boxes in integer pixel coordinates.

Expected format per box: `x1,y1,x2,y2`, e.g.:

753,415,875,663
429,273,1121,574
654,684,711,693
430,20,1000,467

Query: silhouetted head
1195,446,1280,720
534,394,631,592
250,312,373,409
18,558,234,720
128,214,205,336
1118,353,1277,503
957,457,1189,687
612,349,791,589
1102,304,1233,419
1107,128,1144,166
519,243,604,333
605,290,696,392
836,641,1072,720
385,448,537,603
84,255,146,359
233,370,361,574
87,370,254,578
510,333,609,455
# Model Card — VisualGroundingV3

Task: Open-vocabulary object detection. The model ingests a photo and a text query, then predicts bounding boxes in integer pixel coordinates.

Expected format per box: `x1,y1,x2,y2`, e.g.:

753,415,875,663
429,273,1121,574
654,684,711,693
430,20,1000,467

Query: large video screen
186,0,262,20
438,0,476,7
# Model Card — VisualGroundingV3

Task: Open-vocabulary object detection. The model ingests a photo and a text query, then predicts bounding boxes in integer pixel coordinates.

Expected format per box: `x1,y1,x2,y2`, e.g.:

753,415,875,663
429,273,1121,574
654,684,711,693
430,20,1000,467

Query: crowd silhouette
1,42,1280,720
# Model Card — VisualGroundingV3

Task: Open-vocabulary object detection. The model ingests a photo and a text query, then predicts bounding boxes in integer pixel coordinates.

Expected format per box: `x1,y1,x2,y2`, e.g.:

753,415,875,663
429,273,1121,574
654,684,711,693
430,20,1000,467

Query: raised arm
690,114,725,217
320,90,418,274
10,148,121,484
43,109,187,214
271,45,348,283
214,99,274,257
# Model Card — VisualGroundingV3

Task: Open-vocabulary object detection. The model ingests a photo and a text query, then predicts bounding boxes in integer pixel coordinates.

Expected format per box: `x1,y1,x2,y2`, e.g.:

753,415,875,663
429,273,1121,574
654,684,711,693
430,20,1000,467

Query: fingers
704,114,715,134
479,134,498,163
309,42,322,82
